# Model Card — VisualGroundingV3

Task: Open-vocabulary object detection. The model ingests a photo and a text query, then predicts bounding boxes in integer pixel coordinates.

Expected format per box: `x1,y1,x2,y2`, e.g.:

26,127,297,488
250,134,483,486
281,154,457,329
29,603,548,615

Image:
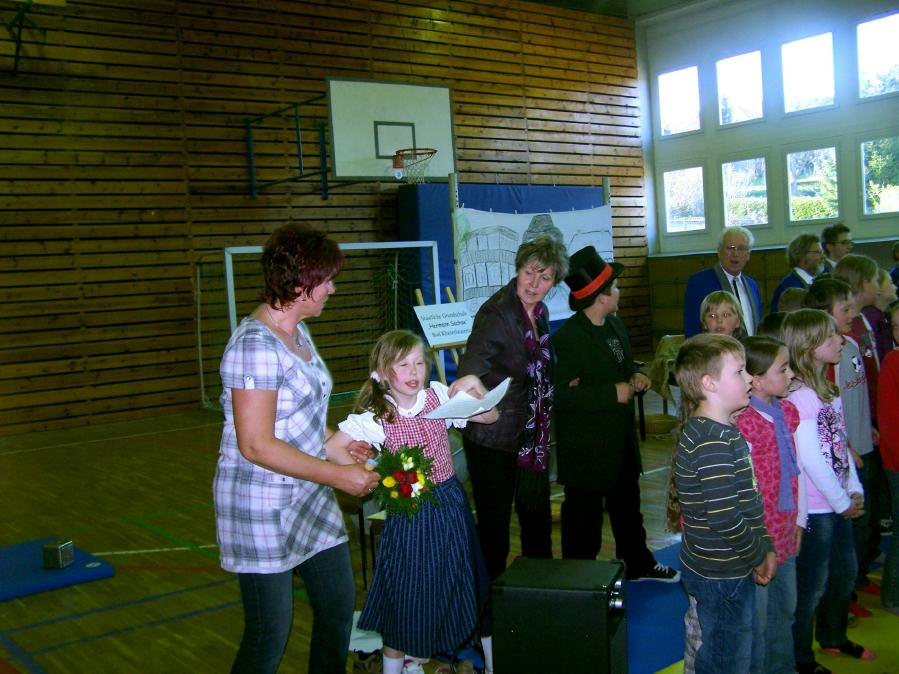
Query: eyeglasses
724,245,750,254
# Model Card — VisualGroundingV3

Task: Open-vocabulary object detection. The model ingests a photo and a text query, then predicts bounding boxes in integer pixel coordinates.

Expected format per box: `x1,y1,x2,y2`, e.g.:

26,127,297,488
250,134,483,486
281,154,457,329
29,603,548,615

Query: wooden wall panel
0,0,646,436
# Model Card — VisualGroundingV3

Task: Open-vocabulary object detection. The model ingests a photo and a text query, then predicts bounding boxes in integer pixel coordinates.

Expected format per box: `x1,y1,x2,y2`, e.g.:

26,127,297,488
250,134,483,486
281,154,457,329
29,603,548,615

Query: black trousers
463,438,553,580
560,465,655,577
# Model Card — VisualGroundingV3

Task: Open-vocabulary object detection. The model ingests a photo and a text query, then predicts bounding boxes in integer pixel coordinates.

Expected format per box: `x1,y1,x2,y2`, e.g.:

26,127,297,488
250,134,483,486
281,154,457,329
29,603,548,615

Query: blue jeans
882,470,899,609
793,513,857,667
752,556,797,674
231,542,355,674
681,566,756,674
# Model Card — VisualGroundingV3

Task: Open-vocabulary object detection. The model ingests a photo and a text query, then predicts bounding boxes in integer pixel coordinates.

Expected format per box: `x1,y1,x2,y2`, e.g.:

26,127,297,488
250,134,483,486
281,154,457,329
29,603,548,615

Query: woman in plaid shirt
214,224,379,674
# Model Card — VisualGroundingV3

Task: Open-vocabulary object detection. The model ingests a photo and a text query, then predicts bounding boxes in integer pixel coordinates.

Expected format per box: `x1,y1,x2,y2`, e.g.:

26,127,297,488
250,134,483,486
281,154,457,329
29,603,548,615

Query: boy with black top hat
553,245,680,582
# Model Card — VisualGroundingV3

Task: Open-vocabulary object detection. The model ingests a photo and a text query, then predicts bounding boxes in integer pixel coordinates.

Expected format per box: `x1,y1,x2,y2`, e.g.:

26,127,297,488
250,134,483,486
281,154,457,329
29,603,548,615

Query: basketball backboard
326,78,456,181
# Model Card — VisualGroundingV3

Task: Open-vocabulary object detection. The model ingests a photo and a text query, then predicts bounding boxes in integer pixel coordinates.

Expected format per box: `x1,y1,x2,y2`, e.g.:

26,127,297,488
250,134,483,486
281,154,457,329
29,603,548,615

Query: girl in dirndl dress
327,330,499,674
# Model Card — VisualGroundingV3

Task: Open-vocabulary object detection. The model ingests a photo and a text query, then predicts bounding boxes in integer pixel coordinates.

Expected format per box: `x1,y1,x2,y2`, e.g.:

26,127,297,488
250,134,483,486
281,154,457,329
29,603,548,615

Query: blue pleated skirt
357,476,489,656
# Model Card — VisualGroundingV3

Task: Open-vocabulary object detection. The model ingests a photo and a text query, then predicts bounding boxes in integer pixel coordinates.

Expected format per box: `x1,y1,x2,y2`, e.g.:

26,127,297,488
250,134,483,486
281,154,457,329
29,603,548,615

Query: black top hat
565,246,624,308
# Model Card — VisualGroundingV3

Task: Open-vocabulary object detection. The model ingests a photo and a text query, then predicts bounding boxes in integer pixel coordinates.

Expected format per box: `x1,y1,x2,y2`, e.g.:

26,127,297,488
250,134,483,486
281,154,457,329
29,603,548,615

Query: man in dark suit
553,246,679,582
770,232,823,311
682,226,761,337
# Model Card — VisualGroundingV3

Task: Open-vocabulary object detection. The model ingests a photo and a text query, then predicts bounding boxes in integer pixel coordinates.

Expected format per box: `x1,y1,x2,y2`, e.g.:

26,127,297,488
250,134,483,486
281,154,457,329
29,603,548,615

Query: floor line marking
27,600,242,657
6,578,235,635
129,517,219,562
0,633,46,674
92,544,218,556
0,421,221,456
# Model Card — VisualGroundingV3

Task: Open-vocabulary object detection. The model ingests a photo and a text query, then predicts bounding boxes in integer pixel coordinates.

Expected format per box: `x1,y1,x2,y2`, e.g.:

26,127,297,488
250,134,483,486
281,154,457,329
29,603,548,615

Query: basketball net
392,148,437,184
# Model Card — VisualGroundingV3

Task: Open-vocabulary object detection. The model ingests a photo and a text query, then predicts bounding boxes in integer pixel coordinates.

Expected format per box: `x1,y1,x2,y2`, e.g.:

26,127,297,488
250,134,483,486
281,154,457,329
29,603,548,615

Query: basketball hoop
392,148,438,184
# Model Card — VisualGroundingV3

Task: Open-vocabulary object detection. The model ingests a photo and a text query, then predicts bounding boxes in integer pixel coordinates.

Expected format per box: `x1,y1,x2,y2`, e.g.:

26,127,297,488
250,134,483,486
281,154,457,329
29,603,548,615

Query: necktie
731,277,742,305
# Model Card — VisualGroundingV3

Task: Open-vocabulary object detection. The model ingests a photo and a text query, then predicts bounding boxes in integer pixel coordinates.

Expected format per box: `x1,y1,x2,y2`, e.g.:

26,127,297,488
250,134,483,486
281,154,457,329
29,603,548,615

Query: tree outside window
659,66,700,136
787,147,839,220
782,33,835,112
723,158,768,226
862,135,899,214
664,167,705,232
858,12,899,98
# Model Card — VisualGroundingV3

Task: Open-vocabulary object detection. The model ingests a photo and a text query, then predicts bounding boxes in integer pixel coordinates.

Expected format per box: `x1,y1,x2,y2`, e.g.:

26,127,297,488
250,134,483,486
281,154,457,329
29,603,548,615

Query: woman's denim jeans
231,542,355,674
793,513,856,667
681,565,756,674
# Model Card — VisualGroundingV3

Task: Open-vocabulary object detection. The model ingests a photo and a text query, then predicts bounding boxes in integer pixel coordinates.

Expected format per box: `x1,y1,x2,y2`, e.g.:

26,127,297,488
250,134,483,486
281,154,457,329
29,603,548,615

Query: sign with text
413,302,472,349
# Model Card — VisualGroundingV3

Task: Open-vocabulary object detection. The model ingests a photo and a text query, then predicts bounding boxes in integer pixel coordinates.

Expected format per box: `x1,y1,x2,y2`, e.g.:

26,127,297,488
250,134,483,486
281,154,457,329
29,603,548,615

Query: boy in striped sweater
673,333,776,674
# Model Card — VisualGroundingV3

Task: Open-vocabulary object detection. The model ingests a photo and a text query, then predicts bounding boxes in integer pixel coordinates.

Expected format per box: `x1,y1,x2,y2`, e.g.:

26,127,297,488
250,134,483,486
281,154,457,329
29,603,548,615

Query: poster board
452,205,614,321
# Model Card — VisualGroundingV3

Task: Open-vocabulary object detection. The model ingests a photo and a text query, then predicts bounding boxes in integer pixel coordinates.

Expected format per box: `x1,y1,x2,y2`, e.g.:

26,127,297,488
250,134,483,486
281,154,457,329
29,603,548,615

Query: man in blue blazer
770,233,823,312
682,226,761,337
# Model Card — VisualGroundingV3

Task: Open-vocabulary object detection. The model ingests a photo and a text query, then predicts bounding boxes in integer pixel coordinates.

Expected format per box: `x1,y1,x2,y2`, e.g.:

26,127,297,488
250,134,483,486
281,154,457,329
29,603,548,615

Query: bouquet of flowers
371,444,439,518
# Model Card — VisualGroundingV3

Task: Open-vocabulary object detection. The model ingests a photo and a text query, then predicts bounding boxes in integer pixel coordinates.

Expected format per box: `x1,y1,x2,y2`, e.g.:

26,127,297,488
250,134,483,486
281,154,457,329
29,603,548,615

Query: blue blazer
770,270,809,312
683,265,762,337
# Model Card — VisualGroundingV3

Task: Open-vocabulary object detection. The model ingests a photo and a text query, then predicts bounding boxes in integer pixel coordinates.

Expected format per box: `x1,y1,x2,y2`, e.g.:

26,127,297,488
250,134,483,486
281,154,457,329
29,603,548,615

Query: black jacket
457,279,553,453
552,311,642,490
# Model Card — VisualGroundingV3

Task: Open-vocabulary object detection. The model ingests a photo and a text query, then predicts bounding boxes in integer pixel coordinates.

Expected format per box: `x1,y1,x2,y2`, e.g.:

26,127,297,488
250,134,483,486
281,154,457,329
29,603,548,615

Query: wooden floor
0,395,681,673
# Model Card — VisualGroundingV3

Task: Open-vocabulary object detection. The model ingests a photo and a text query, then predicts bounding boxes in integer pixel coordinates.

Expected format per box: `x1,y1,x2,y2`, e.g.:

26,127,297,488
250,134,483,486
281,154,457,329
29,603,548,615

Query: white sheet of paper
423,377,511,419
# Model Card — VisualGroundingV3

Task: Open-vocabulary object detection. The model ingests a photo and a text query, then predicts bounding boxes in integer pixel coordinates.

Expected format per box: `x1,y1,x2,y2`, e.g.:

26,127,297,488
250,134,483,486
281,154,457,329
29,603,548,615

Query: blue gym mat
0,537,115,601
627,542,688,674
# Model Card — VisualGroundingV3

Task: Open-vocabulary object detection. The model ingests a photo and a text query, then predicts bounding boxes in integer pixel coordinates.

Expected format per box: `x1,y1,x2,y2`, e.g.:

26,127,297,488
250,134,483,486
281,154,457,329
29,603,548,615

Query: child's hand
568,377,580,388
615,381,635,403
346,440,375,464
752,551,776,586
630,372,651,393
842,495,864,520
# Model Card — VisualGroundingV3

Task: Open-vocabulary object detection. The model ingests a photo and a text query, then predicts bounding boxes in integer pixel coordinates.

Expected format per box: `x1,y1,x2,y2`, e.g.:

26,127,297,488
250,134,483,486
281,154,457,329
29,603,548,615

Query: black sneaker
630,562,681,583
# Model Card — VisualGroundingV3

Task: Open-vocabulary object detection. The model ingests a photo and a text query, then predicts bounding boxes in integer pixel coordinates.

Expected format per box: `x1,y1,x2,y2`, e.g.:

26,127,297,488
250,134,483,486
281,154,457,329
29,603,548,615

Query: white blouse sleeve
430,380,468,430
337,411,387,446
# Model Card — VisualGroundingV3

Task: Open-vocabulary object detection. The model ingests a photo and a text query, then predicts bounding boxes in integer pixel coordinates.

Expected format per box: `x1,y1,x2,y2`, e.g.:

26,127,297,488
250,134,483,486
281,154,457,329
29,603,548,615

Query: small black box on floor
42,539,74,569
491,558,627,674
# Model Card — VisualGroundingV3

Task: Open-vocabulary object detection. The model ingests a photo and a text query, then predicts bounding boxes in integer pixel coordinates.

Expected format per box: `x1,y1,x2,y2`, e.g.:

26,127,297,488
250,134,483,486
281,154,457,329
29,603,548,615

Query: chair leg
637,390,646,441
357,510,368,589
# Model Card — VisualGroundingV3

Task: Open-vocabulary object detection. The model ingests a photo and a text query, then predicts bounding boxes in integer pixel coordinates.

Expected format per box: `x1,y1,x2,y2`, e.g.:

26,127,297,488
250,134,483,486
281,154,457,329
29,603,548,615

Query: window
858,12,899,98
663,167,705,232
787,147,838,220
659,66,700,136
861,135,899,214
722,158,768,226
782,33,834,112
716,51,763,125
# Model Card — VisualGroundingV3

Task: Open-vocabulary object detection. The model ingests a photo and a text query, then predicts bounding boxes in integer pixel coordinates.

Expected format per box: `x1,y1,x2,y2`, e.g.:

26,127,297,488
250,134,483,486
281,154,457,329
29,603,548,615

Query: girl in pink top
736,336,802,674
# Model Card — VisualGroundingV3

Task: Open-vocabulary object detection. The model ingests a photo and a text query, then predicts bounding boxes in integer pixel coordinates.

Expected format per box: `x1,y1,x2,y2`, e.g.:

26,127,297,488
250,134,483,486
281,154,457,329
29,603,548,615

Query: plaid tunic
213,318,347,574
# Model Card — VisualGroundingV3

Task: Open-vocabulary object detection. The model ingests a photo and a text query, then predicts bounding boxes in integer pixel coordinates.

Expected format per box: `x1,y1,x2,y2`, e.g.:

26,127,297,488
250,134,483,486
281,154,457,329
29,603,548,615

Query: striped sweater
675,416,773,579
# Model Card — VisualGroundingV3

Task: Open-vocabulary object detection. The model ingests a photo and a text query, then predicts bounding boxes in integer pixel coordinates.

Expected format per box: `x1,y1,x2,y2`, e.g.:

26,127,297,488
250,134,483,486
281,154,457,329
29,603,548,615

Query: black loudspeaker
491,558,627,674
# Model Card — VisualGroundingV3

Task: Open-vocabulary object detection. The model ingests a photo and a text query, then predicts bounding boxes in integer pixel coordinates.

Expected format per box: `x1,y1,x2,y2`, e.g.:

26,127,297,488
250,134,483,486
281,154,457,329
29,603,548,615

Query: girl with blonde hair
782,309,872,672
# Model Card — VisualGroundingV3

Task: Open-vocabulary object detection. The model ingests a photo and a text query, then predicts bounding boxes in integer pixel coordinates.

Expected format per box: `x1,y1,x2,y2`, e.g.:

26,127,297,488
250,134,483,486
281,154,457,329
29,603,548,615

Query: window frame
720,153,772,229
783,141,842,227
715,49,766,128
658,161,710,237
